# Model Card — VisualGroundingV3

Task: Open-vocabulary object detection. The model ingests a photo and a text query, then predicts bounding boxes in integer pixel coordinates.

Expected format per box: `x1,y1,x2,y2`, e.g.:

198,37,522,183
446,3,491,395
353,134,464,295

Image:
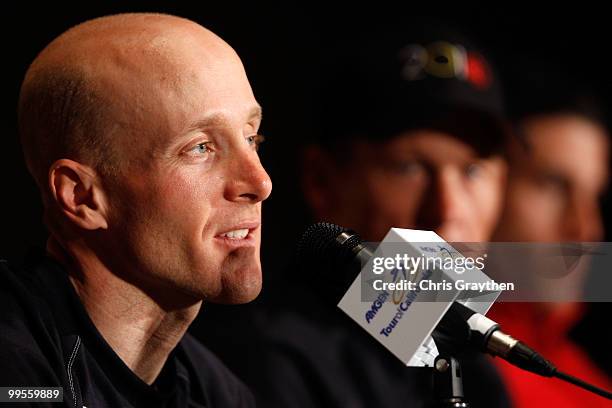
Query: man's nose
224,148,272,203
416,169,463,230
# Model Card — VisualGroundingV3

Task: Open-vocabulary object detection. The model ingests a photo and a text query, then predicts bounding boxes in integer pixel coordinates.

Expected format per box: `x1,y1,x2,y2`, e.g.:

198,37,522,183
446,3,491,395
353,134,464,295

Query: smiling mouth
214,223,259,248
219,229,250,240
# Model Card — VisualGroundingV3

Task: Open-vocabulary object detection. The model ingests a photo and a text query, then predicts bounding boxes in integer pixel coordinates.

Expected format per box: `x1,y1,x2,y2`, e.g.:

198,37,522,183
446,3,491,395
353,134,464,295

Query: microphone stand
432,354,469,408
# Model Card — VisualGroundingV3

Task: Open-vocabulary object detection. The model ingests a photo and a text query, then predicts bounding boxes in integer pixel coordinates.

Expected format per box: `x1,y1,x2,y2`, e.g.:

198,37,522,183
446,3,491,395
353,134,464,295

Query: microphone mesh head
296,222,347,261
295,222,365,303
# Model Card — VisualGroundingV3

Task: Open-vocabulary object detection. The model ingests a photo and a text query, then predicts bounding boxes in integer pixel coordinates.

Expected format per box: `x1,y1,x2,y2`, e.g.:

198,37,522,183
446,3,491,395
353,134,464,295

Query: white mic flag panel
337,228,500,367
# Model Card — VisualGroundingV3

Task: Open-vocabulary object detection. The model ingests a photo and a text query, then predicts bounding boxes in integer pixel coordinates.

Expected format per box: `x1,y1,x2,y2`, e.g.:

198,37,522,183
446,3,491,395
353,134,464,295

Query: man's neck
47,238,201,385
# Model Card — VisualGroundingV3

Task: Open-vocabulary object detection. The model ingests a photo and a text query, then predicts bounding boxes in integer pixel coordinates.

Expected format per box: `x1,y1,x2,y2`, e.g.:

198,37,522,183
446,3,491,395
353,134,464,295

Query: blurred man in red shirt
490,67,611,407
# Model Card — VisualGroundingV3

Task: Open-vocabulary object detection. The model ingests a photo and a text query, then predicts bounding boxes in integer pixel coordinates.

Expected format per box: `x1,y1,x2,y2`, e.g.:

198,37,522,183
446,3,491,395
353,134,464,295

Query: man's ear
301,146,339,217
48,159,109,230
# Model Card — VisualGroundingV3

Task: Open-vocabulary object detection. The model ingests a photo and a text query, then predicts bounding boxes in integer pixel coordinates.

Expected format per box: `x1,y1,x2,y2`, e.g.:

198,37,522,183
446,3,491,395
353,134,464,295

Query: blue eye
188,142,212,156
246,134,265,151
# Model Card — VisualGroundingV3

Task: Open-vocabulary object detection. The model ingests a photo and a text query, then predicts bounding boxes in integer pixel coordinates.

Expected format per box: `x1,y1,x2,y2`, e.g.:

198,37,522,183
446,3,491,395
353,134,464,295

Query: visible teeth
222,229,249,239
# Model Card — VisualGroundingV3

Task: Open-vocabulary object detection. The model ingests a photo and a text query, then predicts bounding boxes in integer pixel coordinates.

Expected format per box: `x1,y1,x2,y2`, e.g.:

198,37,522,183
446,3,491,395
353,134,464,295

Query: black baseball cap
316,24,507,156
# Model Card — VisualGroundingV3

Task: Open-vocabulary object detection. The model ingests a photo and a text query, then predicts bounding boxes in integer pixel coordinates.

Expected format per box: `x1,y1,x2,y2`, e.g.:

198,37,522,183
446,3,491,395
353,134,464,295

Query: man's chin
209,279,262,304
213,262,263,304
197,246,263,304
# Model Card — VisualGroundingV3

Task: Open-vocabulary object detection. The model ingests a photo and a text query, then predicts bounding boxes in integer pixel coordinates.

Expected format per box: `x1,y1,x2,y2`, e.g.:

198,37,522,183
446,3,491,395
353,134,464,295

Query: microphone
297,222,612,400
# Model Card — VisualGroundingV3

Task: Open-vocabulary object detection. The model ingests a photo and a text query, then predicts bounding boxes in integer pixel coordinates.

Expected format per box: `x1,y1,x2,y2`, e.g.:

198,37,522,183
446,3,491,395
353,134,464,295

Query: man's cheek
158,181,212,220
474,181,503,218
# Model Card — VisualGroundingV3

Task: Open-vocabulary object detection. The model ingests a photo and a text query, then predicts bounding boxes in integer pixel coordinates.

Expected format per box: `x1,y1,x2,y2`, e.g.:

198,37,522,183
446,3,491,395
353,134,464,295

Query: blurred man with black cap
303,26,507,244
202,25,512,407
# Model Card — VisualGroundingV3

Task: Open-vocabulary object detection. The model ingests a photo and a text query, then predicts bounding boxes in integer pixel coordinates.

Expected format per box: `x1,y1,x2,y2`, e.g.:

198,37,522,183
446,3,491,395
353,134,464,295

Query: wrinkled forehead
98,26,253,116
69,25,258,156
112,25,244,88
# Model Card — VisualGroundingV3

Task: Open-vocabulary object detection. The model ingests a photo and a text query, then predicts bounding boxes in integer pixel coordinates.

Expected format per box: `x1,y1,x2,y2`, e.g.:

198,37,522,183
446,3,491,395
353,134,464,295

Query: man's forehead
33,14,211,66
188,105,263,128
368,130,484,160
32,14,238,94
517,125,609,189
36,14,257,153
25,13,248,121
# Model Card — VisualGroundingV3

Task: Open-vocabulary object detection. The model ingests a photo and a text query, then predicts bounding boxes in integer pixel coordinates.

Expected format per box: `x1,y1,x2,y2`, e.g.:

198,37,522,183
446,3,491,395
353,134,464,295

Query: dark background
3,2,612,282
2,0,611,383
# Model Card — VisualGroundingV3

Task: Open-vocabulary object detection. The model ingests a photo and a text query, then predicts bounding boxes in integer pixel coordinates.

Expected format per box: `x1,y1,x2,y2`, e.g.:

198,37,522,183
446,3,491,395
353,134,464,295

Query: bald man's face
94,23,271,304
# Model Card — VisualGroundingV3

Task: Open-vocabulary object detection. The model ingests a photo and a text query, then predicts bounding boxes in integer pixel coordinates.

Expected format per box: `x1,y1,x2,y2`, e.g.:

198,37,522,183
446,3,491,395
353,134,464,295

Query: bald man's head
18,13,270,304
18,13,239,204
